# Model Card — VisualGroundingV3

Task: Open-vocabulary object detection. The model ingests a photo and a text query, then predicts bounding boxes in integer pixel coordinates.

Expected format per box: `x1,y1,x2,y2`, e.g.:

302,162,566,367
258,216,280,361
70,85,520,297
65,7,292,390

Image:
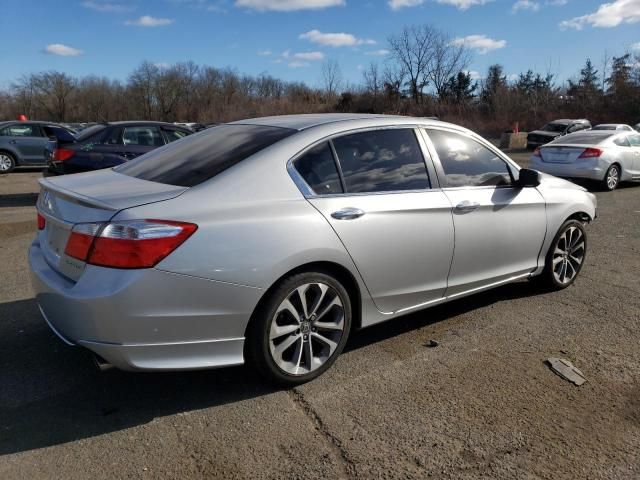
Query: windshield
541,123,568,133
116,124,296,187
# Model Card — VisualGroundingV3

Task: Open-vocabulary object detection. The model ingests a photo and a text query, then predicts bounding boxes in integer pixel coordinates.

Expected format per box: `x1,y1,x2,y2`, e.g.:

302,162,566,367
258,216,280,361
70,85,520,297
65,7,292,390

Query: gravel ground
0,159,639,479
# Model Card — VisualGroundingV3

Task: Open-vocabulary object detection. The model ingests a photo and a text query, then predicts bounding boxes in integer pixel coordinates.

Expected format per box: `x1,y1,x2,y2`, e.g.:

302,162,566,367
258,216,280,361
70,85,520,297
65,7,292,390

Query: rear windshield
592,125,616,130
542,123,568,133
115,124,296,187
75,124,107,142
549,132,613,145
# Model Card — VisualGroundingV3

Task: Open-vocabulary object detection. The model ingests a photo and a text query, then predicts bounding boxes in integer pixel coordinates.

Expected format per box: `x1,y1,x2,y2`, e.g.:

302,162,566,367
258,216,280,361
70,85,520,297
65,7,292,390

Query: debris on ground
425,340,439,348
546,357,587,386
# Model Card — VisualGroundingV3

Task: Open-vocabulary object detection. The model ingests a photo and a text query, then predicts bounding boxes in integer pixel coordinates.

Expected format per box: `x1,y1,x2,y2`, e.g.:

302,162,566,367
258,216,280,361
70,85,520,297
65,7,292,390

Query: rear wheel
602,164,620,191
0,152,15,174
245,272,352,386
534,219,587,290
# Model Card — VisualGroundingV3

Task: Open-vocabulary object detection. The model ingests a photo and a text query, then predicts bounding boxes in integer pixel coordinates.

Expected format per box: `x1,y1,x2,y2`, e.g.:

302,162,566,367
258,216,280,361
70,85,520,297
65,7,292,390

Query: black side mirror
517,168,540,188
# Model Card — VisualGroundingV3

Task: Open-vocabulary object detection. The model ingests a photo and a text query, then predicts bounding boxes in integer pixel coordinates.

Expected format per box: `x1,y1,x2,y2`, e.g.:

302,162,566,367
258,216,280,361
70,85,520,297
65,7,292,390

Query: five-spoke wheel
603,164,620,191
535,219,587,290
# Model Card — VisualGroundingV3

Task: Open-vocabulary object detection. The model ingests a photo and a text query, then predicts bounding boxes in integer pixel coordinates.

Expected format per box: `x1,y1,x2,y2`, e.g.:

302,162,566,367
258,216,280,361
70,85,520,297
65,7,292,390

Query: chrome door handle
454,201,480,213
331,207,365,220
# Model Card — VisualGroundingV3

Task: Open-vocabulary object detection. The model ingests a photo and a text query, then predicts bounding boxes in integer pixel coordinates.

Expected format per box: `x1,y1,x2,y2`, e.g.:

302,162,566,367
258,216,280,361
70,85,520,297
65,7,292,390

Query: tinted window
593,125,616,131
542,123,567,133
629,134,640,147
613,136,630,147
75,124,107,142
568,124,585,133
0,124,41,137
163,129,190,143
122,126,164,147
332,129,429,193
116,124,296,187
294,142,343,195
43,126,76,143
427,129,512,188
551,132,612,145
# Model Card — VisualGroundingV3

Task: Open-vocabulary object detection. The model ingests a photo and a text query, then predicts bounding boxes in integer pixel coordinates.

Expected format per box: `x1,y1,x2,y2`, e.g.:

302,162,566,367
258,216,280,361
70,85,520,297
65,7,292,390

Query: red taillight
63,220,197,269
54,148,75,162
37,213,45,230
578,147,603,159
533,147,541,158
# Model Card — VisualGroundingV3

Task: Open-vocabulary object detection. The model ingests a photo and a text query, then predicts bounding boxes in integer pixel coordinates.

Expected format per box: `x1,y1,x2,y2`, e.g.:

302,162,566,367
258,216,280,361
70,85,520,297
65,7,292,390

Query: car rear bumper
529,157,605,181
29,238,264,371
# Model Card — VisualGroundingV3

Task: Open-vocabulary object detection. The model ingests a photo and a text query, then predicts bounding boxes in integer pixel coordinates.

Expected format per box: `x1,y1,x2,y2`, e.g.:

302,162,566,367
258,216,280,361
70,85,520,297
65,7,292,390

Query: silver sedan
29,114,596,385
530,130,640,190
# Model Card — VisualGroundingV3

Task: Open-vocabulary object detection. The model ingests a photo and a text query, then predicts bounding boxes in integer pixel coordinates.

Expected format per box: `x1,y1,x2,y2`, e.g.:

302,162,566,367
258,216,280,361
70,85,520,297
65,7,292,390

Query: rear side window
122,126,164,147
613,136,630,147
427,129,512,188
332,129,429,193
116,124,296,187
294,142,343,195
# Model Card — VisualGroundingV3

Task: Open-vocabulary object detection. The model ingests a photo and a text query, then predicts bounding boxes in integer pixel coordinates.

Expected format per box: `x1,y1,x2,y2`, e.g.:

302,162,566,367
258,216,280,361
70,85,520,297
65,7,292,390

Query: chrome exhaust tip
93,354,114,372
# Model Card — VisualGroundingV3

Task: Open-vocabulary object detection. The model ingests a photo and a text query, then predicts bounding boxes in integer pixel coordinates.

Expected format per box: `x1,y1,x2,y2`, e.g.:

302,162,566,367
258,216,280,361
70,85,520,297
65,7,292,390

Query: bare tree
387,25,438,104
30,71,76,121
426,31,471,100
321,59,342,97
362,62,381,97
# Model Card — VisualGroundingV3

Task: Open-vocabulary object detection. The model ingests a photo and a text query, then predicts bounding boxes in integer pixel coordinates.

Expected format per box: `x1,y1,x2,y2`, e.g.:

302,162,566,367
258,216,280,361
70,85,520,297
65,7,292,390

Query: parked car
527,119,591,149
30,114,596,385
634,123,640,132
47,121,192,175
530,130,640,190
0,121,77,173
591,124,634,132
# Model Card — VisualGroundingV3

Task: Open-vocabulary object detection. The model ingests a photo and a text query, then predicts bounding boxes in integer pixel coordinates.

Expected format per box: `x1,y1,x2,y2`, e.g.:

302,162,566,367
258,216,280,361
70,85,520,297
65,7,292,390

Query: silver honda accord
29,114,597,385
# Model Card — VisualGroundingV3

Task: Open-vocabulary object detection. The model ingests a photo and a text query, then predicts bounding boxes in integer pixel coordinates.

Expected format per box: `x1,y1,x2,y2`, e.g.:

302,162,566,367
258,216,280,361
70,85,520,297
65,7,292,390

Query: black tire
245,271,352,386
602,164,620,191
533,219,587,290
0,152,16,174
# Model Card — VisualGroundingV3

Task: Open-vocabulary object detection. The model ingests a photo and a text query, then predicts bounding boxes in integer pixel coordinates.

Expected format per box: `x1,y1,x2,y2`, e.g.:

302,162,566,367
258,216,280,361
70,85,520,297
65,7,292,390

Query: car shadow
0,281,546,455
0,193,38,208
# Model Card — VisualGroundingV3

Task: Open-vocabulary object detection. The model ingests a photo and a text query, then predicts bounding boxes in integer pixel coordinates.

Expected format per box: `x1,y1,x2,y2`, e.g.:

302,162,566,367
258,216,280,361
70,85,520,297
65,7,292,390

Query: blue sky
1,0,638,90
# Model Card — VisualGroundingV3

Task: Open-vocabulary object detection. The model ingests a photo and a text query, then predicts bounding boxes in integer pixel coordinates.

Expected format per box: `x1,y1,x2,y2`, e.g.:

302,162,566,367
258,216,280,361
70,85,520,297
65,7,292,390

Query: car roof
229,113,443,131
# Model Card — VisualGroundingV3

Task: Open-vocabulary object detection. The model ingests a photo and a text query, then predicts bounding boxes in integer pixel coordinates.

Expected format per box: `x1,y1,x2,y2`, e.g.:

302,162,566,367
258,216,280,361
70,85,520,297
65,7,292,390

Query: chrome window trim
287,124,436,199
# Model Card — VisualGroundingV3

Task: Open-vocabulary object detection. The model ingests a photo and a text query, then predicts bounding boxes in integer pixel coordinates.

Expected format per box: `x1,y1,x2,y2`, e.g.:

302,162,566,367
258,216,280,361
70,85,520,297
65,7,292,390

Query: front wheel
534,219,587,290
245,272,352,386
0,152,15,174
603,164,620,191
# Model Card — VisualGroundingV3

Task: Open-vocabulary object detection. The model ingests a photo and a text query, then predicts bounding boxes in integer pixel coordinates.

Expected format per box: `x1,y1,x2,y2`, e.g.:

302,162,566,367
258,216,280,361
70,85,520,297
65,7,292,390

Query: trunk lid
539,146,589,163
36,168,188,281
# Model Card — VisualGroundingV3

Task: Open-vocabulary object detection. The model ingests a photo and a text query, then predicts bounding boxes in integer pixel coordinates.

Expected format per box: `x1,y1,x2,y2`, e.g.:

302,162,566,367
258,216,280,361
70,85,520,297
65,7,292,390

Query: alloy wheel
606,165,619,190
0,154,13,172
552,225,585,285
268,282,345,376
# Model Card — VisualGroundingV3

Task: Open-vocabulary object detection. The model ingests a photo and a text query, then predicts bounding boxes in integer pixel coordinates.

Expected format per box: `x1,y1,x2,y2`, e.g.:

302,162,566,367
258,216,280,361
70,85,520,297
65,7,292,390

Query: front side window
426,129,513,188
122,126,164,147
294,142,343,195
116,124,296,187
332,129,430,193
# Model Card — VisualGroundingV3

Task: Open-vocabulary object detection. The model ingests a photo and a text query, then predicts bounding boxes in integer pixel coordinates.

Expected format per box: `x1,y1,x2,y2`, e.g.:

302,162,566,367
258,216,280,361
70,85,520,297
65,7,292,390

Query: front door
3,123,48,163
423,128,547,297
292,129,455,314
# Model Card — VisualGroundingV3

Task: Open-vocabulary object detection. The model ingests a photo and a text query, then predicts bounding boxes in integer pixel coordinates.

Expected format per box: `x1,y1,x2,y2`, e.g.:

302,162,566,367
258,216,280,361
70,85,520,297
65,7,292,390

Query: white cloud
299,29,375,47
365,49,390,56
44,43,83,56
235,0,345,11
389,0,492,9
81,0,132,12
451,34,507,54
154,62,170,68
258,49,272,56
546,0,567,5
512,0,540,12
560,0,640,30
466,70,483,80
125,15,174,26
631,42,640,50
507,73,519,82
292,51,325,61
288,61,311,68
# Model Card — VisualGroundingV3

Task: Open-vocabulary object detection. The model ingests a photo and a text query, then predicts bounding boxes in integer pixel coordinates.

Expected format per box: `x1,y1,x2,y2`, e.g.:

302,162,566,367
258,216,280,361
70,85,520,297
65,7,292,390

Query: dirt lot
1,157,639,479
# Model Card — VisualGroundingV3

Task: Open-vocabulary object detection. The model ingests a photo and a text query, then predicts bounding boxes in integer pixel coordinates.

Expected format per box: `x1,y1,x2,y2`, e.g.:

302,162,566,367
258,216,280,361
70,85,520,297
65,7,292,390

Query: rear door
423,128,546,297
298,128,454,314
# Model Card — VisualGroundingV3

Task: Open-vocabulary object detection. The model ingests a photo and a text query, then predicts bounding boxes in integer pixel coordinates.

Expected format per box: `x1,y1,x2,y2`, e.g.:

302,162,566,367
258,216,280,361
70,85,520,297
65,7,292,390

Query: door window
294,142,343,195
613,136,631,147
122,126,164,147
0,124,42,137
426,129,513,188
332,129,430,193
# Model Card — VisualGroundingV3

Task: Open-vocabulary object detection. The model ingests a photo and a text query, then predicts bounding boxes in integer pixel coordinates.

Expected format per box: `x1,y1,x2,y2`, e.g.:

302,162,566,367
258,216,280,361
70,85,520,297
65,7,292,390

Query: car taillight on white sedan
64,219,197,269
578,148,603,159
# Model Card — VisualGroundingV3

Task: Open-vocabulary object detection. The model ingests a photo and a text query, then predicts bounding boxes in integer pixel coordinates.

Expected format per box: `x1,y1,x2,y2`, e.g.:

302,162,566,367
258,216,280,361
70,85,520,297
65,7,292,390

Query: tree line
1,24,639,137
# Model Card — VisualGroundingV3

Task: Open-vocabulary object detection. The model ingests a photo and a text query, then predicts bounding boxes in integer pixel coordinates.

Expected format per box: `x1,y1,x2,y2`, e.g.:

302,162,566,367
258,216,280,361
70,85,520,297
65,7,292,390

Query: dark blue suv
48,121,192,175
